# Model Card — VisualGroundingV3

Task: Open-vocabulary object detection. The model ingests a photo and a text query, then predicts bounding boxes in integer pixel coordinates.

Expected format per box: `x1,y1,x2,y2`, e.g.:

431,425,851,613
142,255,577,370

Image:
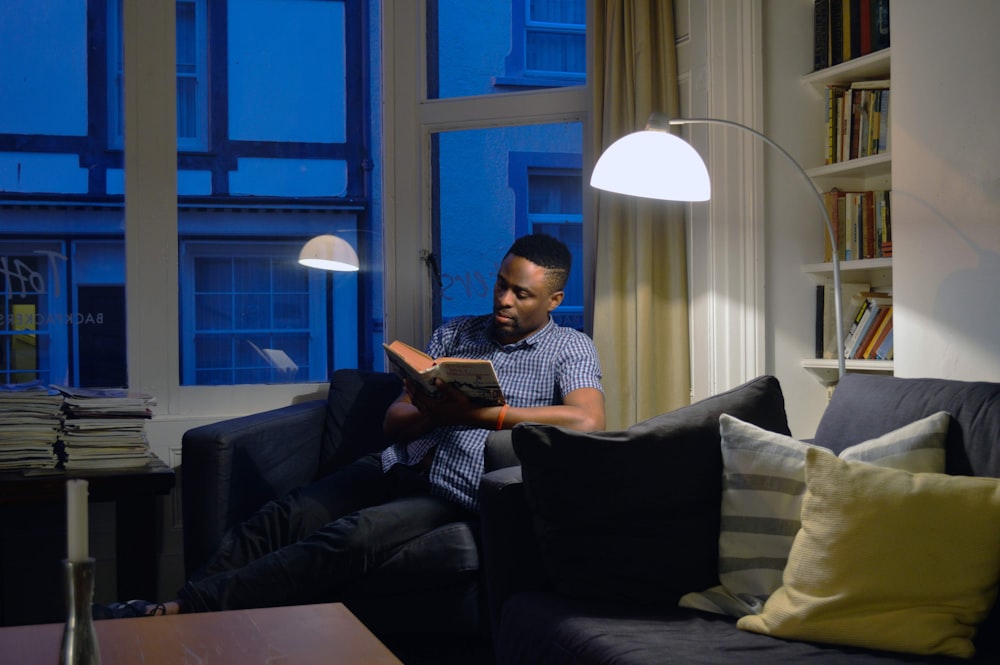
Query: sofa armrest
484,430,519,472
181,400,327,576
479,465,550,639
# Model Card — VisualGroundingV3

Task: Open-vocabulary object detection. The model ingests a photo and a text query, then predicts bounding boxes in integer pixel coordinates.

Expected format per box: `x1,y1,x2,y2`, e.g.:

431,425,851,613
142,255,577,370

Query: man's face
492,254,564,344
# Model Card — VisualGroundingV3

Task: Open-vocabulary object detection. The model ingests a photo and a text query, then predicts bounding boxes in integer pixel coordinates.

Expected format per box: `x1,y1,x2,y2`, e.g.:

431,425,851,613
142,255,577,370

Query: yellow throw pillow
737,448,1000,659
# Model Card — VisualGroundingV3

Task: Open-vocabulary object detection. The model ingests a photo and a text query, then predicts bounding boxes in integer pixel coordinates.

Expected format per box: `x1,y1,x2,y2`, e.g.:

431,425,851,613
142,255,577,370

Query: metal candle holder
60,558,101,665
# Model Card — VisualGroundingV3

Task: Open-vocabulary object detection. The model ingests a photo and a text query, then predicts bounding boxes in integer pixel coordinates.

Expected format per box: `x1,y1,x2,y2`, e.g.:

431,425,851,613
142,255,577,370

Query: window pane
529,0,585,24
2,1,381,389
430,0,586,99
177,0,381,385
1,1,124,388
434,122,584,330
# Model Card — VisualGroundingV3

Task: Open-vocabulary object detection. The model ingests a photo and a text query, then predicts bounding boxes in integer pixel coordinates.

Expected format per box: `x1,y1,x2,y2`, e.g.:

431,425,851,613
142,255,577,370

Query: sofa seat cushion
495,591,964,665
512,375,790,608
342,520,482,637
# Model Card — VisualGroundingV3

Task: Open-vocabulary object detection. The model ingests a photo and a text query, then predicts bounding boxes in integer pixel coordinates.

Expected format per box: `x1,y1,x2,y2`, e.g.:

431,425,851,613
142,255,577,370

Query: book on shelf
813,0,831,71
813,0,889,70
850,299,890,359
862,305,893,359
844,293,892,359
874,326,894,360
822,189,891,261
823,82,889,165
383,340,506,407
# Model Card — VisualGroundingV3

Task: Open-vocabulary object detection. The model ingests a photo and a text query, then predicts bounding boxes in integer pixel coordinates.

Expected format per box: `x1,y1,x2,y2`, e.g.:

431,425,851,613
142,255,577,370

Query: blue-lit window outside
528,168,584,330
499,0,586,87
432,0,586,333
183,243,326,385
1,0,372,388
108,0,207,150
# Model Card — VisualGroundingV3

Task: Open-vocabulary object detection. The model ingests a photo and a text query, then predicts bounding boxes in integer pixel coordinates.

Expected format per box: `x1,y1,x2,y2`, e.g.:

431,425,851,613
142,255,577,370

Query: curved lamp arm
668,116,845,379
591,112,845,380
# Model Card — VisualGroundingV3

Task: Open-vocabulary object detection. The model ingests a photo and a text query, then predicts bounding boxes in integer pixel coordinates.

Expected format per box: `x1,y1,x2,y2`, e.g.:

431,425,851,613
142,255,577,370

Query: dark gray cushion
814,374,1000,477
512,375,790,608
318,369,402,476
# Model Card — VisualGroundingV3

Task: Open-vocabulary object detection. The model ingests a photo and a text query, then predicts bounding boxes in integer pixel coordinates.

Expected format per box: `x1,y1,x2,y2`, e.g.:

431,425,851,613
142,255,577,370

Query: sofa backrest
813,374,1000,478
318,369,403,477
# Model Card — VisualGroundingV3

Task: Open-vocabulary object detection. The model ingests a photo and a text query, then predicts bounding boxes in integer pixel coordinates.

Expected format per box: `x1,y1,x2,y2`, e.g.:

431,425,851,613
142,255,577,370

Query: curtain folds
589,0,691,430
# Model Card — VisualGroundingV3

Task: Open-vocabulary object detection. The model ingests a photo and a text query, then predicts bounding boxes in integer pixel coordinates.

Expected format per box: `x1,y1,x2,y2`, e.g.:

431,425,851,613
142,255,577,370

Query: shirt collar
490,315,556,350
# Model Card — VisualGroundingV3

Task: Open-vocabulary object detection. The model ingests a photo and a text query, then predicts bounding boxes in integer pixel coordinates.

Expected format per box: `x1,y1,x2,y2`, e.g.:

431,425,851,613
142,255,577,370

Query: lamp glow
298,234,360,272
591,113,846,379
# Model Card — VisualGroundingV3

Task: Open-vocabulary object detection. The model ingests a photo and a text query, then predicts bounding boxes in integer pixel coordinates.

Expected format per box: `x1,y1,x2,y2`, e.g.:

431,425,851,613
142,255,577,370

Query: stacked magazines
0,381,63,470
52,385,157,470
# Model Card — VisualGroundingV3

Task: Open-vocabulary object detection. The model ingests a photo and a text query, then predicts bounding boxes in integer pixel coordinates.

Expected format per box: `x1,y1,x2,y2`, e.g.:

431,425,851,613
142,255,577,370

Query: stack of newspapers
0,382,63,470
54,386,156,470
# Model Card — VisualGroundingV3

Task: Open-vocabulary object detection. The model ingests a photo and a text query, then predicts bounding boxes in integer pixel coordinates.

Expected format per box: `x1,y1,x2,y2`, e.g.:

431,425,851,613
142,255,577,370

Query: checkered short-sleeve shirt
381,314,603,512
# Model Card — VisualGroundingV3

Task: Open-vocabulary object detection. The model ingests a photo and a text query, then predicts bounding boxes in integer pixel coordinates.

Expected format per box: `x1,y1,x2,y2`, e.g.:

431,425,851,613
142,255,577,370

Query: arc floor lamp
590,112,846,380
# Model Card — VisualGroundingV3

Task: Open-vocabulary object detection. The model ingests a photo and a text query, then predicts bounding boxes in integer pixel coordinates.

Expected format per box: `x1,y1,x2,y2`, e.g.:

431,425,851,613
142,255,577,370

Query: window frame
178,240,332,385
382,0,593,349
497,0,586,88
108,0,209,152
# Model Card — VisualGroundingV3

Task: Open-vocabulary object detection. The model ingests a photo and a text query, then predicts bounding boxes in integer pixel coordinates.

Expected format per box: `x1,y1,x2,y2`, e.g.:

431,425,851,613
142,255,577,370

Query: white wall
891,1,1000,381
761,0,831,437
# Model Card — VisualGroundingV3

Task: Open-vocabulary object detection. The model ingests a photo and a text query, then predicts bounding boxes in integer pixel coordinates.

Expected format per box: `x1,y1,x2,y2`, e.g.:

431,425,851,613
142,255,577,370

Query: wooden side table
0,458,175,624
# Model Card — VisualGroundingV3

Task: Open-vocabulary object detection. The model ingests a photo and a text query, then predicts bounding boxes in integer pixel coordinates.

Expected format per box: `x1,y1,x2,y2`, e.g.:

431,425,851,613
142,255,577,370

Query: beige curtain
590,0,691,430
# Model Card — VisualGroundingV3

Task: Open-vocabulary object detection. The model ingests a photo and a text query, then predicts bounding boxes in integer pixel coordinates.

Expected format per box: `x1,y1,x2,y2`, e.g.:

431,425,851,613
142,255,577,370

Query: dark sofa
180,368,499,663
479,374,1000,664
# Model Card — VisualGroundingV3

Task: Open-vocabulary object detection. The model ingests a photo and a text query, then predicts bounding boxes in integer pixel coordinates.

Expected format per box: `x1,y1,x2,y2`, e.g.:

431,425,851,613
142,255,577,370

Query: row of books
825,82,889,165
0,382,155,471
813,0,890,71
823,188,891,262
815,285,893,362
843,293,894,360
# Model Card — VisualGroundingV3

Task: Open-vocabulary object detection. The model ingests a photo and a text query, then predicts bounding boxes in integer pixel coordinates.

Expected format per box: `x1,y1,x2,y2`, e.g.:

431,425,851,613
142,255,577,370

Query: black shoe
92,599,166,620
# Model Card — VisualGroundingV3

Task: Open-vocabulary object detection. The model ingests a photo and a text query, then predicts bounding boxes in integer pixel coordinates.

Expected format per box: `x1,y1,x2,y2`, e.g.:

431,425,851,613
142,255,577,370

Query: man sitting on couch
95,232,605,618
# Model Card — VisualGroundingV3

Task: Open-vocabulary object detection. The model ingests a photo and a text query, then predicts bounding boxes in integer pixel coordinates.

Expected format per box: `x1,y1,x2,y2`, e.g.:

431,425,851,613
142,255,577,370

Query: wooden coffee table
0,602,401,664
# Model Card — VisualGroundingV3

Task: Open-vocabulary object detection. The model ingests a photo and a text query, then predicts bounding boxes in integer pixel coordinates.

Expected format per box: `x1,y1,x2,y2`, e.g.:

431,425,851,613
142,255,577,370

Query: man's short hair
506,233,571,292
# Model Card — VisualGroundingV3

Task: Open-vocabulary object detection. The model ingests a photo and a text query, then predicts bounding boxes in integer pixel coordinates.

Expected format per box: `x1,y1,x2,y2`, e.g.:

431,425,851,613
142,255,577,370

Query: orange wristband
495,403,510,431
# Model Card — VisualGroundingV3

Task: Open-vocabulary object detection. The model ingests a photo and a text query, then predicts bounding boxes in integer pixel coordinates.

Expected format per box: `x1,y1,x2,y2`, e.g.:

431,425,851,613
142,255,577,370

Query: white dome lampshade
298,235,360,272
590,122,711,202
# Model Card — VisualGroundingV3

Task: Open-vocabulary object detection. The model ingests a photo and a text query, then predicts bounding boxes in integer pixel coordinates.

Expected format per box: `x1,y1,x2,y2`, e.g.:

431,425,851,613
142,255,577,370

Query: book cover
871,0,890,51
863,191,876,259
874,327,894,360
877,89,890,152
830,0,844,65
848,0,862,60
815,284,825,359
863,306,893,359
813,0,831,71
859,0,872,55
383,340,505,407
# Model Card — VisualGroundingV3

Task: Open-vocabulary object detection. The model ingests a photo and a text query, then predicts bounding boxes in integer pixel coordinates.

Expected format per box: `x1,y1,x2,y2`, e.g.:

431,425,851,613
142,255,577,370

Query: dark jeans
178,452,471,612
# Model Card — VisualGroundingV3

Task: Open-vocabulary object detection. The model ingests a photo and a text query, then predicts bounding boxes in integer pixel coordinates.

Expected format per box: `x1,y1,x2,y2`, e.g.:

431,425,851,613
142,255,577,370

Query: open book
383,340,505,406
